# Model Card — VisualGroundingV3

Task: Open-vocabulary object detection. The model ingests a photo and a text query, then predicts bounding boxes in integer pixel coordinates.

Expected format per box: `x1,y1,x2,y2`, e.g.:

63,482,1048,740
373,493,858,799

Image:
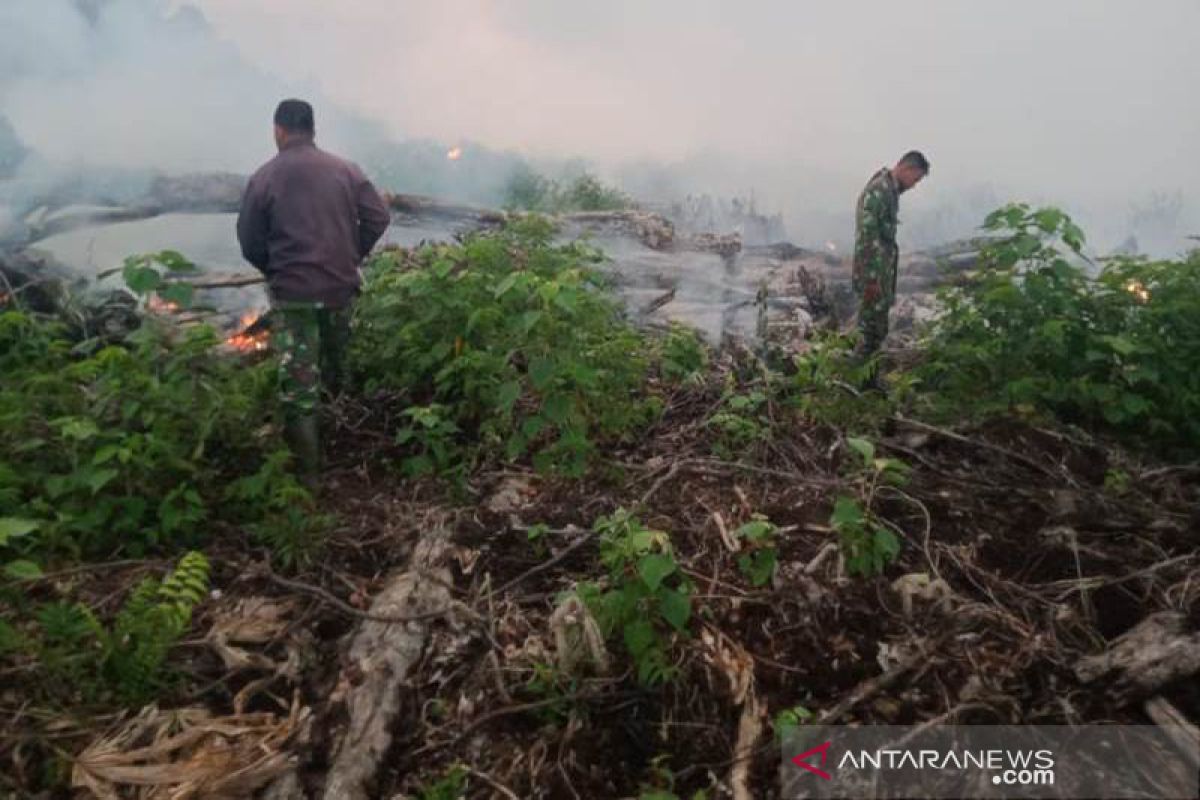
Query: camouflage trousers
854,267,896,357
271,301,352,418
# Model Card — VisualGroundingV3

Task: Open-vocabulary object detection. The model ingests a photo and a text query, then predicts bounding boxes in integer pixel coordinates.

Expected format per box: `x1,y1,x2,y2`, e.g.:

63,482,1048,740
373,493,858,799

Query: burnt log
384,192,504,227
1075,612,1200,696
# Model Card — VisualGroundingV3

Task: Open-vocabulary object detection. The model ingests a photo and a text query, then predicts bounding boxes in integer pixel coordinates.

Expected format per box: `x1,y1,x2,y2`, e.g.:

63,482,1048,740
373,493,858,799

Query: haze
4,0,1199,251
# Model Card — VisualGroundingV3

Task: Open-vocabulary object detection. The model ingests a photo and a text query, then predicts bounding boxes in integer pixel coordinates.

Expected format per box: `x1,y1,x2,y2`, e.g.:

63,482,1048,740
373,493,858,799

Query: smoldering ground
3,0,1199,253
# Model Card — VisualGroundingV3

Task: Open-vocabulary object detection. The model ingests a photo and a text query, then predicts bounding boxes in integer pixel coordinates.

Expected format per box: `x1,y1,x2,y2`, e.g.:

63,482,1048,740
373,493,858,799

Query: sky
3,0,1199,250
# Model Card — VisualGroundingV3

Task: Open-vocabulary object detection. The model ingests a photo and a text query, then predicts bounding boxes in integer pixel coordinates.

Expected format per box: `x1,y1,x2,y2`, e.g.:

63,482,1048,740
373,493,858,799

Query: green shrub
734,515,778,587
787,331,898,429
351,218,654,475
503,167,631,213
657,323,709,385
0,309,280,565
919,204,1200,455
576,509,692,685
1,551,209,704
706,387,770,459
830,437,907,578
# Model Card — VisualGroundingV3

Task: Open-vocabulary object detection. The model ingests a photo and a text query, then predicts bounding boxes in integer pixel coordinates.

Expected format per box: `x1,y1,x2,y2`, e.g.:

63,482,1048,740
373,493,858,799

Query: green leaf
623,617,655,656
157,282,195,308
846,436,875,465
4,560,42,579
493,272,521,298
528,358,556,390
874,527,901,560
542,393,573,425
0,518,39,547
495,380,521,413
1101,335,1137,356
830,496,864,528
638,553,676,591
123,263,162,295
155,250,198,273
84,467,119,495
659,587,691,631
519,310,543,333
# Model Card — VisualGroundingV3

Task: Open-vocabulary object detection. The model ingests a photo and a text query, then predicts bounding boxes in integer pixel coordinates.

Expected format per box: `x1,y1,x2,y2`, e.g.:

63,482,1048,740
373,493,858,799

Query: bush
576,509,693,685
502,167,631,213
351,217,656,475
918,204,1200,456
0,309,289,568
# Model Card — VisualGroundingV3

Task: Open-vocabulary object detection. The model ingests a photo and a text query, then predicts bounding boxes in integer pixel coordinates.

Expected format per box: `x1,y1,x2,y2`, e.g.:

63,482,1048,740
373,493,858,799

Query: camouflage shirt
852,167,900,299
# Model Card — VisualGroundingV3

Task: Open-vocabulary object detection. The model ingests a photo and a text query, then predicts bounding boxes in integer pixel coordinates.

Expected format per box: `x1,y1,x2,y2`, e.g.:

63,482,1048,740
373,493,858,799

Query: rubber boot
284,414,321,488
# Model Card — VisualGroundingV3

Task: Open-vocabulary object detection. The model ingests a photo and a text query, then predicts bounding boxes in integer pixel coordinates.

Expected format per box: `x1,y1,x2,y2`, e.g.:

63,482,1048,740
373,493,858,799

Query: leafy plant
658,323,709,385
521,659,580,724
707,387,770,459
115,250,202,309
787,330,896,429
226,451,329,570
774,704,815,742
395,404,463,477
637,755,708,800
830,497,899,578
830,437,907,577
919,204,1200,456
0,308,278,562
576,509,692,685
414,764,468,800
3,551,210,704
352,218,654,475
503,167,631,213
735,515,778,587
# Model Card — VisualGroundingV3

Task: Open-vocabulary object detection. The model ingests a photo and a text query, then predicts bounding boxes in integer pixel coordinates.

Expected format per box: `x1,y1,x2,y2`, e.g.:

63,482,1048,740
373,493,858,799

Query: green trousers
271,301,352,418
854,267,896,358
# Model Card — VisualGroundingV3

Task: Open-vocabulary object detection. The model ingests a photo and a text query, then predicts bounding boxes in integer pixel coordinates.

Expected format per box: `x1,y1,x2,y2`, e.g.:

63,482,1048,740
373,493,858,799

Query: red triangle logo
791,740,833,780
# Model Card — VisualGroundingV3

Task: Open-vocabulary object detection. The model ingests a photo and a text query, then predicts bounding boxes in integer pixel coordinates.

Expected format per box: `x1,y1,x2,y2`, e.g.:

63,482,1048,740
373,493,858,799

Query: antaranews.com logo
792,740,1056,786
781,725,1197,799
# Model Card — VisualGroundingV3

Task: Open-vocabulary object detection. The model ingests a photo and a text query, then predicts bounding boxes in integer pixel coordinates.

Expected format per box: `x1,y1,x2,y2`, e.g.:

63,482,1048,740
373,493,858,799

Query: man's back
237,139,390,307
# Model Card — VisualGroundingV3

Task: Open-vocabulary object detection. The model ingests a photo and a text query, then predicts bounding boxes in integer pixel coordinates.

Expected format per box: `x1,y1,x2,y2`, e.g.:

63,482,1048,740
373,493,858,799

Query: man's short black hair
274,99,315,135
898,150,930,173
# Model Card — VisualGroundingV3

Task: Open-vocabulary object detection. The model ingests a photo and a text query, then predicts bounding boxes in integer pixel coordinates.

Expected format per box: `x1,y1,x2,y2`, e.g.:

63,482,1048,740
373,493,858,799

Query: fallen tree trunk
1075,612,1200,696
166,271,265,290
384,192,505,226
321,531,456,800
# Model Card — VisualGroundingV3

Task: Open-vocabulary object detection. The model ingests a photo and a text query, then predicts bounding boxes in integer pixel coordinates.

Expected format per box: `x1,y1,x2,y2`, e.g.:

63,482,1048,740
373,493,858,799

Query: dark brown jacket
237,138,391,307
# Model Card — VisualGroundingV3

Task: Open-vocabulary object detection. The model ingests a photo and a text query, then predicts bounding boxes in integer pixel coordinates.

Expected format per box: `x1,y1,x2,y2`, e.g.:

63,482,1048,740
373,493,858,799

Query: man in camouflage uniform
237,99,391,480
852,151,929,386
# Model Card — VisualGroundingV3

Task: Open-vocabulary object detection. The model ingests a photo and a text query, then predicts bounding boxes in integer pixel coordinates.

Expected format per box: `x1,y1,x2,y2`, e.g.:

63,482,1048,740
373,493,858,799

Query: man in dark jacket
237,99,391,479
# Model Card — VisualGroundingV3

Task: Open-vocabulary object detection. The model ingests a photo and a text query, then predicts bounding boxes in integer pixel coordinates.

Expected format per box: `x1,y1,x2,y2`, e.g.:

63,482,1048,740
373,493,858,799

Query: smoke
0,0,528,239
3,0,1199,255
190,0,1199,255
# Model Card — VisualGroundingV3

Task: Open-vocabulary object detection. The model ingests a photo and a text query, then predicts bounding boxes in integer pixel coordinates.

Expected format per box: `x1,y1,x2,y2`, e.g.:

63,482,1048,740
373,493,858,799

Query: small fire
226,311,270,352
1124,279,1151,303
446,146,463,161
147,294,181,314
825,241,838,253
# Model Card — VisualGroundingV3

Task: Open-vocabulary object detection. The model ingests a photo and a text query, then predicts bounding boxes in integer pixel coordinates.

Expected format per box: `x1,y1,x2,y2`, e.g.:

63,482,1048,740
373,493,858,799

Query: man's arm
236,176,269,272
854,186,895,302
355,177,391,258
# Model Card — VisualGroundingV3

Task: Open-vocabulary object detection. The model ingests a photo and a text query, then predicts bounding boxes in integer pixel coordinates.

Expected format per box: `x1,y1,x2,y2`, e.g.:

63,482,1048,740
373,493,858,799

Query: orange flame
1124,279,1151,303
446,146,463,161
147,294,181,314
226,311,270,352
